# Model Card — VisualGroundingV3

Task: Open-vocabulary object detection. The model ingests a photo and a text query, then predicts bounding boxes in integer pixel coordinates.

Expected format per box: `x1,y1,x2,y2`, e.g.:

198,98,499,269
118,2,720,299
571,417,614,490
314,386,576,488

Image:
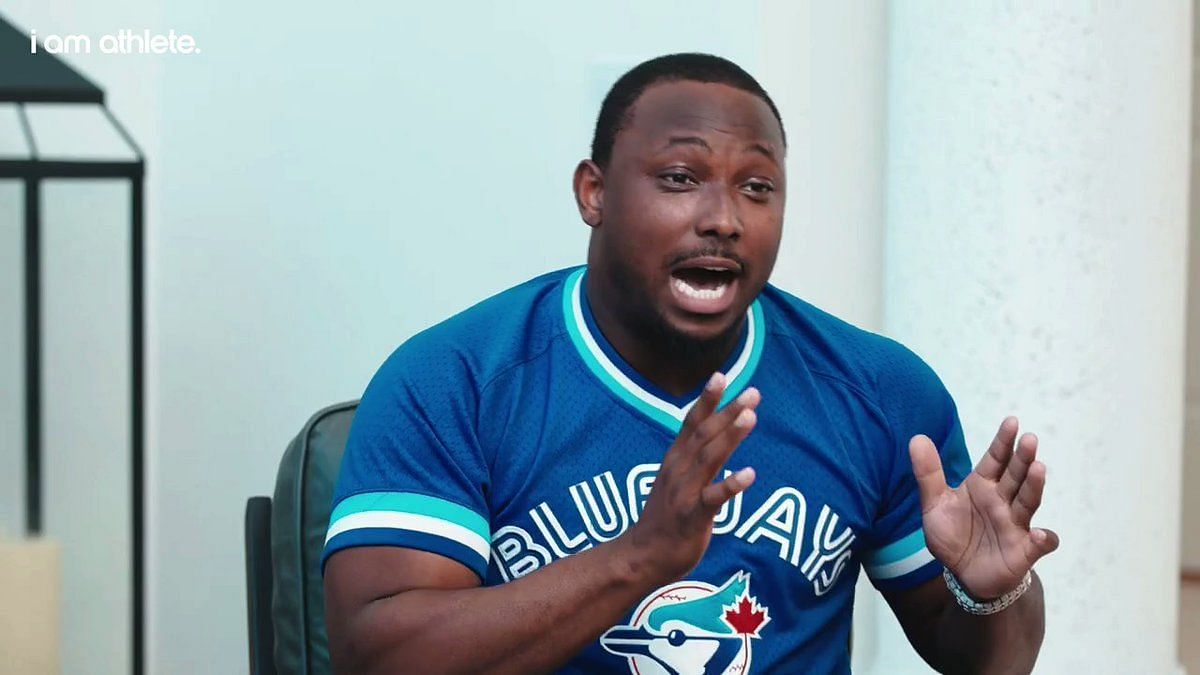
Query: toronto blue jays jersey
323,266,972,674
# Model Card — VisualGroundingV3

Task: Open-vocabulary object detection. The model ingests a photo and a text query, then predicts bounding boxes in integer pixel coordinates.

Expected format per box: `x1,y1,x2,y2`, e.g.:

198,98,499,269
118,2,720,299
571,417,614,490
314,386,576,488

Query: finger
974,416,1019,481
679,372,726,442
696,404,758,477
689,387,761,460
1024,527,1060,566
997,432,1038,502
1012,460,1046,529
909,434,949,513
700,466,757,514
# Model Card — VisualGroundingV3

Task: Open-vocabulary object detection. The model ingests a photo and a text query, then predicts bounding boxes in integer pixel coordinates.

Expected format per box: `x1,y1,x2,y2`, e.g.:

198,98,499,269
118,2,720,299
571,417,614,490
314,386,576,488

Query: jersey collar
561,267,765,433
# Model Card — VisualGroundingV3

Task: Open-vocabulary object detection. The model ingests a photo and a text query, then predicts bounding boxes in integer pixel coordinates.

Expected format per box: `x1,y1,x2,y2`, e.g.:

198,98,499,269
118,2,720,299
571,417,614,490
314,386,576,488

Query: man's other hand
617,372,761,586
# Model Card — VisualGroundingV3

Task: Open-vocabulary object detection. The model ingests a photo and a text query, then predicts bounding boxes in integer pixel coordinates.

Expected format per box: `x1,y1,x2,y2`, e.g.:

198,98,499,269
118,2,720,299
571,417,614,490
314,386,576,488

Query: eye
742,179,775,200
667,629,687,646
659,170,698,188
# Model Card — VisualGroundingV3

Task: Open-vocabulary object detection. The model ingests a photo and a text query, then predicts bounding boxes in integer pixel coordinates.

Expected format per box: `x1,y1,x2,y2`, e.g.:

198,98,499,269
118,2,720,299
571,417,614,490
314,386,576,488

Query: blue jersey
323,266,971,674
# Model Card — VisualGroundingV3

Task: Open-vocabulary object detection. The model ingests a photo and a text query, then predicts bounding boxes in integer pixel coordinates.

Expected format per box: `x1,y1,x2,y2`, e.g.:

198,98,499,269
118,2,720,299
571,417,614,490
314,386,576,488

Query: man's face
584,80,786,345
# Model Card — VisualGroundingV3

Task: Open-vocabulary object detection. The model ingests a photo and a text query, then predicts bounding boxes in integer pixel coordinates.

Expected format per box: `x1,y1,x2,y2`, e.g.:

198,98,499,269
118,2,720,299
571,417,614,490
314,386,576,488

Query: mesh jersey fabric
323,265,971,674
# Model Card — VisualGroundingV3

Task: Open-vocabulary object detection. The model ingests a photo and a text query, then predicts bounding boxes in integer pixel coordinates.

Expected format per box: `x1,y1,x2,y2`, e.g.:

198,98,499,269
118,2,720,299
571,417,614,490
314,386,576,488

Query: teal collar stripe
561,267,766,433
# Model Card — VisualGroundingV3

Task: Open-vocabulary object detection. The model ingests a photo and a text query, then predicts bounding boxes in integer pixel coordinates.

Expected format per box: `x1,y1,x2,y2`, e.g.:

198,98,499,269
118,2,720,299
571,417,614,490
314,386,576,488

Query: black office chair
245,401,358,675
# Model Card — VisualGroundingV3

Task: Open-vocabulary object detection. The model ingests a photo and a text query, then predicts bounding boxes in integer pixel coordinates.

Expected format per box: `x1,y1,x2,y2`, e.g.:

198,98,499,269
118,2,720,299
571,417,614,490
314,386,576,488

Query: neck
585,272,744,398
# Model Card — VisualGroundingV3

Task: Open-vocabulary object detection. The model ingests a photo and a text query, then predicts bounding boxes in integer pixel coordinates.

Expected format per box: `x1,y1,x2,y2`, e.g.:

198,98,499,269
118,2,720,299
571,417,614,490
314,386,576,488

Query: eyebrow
661,136,778,163
662,136,712,152
745,142,776,161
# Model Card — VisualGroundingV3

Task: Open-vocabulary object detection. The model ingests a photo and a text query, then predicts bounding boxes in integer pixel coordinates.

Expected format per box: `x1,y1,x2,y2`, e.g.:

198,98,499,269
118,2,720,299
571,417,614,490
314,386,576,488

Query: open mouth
668,257,742,315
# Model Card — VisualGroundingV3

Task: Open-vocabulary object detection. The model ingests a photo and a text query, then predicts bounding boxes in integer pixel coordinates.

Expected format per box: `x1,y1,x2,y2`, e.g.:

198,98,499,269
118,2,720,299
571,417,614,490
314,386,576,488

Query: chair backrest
271,400,358,675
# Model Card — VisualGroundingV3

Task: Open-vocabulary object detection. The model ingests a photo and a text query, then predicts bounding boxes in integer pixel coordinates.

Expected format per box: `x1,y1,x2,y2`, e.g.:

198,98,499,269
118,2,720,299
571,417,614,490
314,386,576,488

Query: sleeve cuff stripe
870,557,943,592
865,527,926,565
865,546,934,580
329,491,490,540
325,511,491,561
322,528,488,580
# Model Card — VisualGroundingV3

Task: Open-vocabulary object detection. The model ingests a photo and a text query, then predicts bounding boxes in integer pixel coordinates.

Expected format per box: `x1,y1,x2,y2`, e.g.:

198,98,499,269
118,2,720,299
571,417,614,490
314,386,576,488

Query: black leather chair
245,401,358,675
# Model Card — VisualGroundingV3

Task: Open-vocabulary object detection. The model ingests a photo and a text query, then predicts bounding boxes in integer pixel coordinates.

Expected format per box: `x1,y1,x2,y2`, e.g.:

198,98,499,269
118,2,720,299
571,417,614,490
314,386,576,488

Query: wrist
607,529,672,590
943,567,1033,615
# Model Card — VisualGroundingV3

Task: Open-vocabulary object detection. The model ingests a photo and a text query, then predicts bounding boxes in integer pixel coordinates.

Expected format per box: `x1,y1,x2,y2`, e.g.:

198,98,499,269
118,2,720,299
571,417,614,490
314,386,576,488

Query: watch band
942,567,1033,615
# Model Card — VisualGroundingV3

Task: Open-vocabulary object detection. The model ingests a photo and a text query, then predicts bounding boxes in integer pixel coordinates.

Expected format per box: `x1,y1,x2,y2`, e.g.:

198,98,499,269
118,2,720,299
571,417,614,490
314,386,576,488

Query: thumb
1025,527,1061,566
909,434,949,513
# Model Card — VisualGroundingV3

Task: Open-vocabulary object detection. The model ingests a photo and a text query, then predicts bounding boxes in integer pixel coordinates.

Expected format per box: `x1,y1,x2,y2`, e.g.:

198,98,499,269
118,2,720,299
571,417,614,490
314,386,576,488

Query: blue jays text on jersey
491,461,859,599
322,266,971,674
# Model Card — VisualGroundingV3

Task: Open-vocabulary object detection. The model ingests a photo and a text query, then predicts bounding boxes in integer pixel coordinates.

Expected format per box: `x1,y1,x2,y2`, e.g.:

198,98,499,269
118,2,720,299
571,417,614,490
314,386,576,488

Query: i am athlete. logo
600,571,770,675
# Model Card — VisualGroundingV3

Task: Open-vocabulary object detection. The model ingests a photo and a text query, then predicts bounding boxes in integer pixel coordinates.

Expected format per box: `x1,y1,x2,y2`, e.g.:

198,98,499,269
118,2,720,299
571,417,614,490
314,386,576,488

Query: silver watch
942,568,1033,615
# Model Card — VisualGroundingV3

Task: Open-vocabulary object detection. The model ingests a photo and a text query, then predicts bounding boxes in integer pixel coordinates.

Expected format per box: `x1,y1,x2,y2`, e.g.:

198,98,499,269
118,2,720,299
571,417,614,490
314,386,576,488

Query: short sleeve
321,337,492,580
862,343,972,592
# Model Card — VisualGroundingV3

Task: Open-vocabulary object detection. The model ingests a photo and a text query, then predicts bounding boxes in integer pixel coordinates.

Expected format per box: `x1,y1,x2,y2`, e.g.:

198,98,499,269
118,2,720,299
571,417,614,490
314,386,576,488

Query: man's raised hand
618,372,760,586
910,417,1060,600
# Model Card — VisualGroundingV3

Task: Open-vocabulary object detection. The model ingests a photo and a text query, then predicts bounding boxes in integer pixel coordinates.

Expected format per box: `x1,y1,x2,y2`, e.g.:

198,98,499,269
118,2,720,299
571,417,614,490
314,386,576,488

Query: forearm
337,538,658,674
927,572,1046,674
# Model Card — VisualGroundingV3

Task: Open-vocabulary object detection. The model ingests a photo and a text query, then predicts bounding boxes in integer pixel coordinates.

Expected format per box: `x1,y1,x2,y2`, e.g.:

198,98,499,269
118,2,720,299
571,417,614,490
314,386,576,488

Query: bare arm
325,539,663,674
884,570,1045,674
324,374,762,674
889,417,1058,674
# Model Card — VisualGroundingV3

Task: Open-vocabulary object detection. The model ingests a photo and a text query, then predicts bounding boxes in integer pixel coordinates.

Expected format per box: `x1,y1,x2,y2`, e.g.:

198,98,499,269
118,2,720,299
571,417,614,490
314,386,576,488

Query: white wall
44,181,135,674
0,180,22,539
760,1,888,330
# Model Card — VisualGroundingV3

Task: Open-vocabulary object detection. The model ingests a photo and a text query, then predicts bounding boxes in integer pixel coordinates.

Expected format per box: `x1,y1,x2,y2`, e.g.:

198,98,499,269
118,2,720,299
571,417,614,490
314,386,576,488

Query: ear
573,159,604,228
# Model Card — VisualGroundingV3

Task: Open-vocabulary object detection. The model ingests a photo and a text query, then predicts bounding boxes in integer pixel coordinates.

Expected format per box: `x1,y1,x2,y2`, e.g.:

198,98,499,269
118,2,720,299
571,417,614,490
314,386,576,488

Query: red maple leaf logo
723,594,770,638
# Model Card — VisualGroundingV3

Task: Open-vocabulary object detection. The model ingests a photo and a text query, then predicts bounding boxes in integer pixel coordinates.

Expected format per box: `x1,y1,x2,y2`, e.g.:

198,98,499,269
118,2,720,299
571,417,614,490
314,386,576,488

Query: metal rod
130,173,145,675
16,102,38,159
0,160,144,179
23,177,41,534
102,106,144,159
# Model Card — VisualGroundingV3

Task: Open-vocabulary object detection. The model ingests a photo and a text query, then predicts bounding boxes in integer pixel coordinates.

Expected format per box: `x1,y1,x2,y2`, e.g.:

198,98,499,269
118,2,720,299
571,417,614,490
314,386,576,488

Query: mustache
666,245,747,272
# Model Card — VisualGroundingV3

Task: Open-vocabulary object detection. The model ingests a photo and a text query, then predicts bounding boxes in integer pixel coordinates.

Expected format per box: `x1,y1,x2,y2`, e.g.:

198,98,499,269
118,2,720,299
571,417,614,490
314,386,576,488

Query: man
322,53,1058,674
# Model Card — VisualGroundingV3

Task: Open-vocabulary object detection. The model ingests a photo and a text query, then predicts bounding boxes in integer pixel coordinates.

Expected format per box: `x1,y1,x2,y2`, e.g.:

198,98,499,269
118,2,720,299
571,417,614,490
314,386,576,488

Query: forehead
616,80,785,156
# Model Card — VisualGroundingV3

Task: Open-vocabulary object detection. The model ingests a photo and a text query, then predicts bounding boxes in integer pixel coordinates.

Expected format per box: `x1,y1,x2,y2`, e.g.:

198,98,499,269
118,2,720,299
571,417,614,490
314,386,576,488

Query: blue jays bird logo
600,571,770,675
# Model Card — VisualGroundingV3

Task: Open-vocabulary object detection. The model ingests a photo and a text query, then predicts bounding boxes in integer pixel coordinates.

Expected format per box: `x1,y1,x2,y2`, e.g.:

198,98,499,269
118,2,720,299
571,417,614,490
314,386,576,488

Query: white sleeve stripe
324,510,491,562
864,546,935,580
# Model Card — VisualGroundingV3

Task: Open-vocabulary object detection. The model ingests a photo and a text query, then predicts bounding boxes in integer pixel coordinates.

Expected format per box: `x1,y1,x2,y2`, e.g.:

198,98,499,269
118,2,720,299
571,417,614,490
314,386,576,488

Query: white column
758,1,888,331
880,3,1191,673
1182,0,1200,574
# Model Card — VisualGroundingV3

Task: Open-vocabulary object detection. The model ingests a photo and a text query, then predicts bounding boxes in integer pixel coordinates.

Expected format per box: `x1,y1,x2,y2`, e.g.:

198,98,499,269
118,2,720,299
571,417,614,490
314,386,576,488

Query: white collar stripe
562,268,765,431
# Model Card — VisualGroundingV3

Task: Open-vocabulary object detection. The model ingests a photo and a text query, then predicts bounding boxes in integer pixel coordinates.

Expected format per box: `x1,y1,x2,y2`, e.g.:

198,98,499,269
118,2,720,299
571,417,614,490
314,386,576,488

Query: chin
659,306,746,349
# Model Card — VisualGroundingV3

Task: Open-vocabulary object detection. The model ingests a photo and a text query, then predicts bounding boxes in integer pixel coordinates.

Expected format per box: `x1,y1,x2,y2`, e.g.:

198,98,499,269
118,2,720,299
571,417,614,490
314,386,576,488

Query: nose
696,186,743,241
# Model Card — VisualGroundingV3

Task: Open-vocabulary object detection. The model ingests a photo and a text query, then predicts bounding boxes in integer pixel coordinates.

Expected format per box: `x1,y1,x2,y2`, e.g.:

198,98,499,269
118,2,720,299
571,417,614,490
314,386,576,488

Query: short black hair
590,53,786,169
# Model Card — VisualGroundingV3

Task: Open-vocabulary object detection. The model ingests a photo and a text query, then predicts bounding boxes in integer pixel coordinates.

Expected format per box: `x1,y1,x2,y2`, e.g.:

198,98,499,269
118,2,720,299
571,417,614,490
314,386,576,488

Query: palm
910,417,1059,600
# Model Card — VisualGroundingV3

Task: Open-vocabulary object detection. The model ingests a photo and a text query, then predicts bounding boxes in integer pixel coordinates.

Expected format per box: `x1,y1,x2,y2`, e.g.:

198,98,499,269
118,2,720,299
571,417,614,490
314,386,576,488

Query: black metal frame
1,18,148,672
